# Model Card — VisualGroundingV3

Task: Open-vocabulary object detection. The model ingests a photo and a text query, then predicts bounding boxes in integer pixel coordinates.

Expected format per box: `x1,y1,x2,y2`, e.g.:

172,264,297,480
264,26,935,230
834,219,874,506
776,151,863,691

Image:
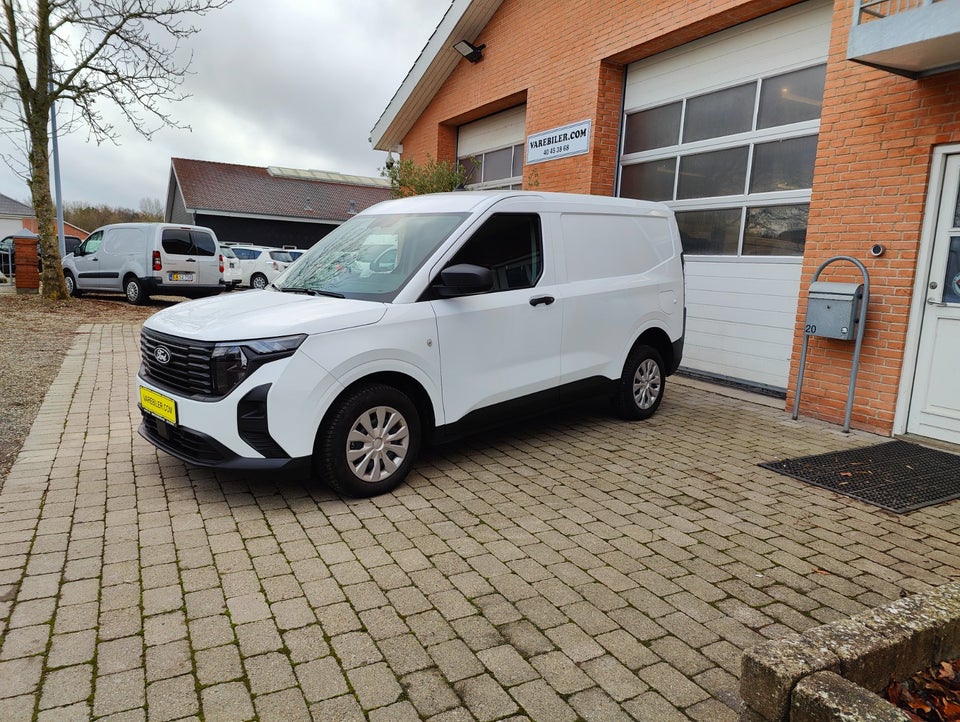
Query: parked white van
137,192,686,496
63,223,225,304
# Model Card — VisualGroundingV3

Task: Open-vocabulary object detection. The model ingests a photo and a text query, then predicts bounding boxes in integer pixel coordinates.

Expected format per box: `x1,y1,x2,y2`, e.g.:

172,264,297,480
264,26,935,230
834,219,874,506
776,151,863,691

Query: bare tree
139,196,163,220
0,0,230,299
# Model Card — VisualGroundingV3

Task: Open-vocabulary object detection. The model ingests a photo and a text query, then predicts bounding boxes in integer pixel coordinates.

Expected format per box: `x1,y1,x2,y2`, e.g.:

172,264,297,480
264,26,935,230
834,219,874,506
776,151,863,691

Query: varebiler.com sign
526,120,591,164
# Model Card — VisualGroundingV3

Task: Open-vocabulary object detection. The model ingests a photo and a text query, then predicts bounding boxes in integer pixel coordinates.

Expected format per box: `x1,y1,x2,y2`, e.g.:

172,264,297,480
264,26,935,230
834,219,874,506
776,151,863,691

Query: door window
80,231,102,254
943,236,960,304
447,213,542,291
190,231,216,256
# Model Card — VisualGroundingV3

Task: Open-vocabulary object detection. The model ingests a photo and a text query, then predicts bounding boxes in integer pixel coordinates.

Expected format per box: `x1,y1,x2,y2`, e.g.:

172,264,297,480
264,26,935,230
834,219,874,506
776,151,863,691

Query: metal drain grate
759,440,960,513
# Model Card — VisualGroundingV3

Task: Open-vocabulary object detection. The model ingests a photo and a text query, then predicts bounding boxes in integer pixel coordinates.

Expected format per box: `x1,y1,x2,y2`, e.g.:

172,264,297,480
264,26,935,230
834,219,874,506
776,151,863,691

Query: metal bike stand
792,256,870,433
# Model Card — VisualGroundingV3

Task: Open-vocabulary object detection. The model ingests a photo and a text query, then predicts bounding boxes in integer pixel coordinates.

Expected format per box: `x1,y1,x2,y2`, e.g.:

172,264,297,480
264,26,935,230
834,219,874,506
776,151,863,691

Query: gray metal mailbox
805,281,863,340
793,256,870,433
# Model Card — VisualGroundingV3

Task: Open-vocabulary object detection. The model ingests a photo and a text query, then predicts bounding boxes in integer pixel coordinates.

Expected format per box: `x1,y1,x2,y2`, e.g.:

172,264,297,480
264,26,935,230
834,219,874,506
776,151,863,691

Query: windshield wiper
277,286,345,298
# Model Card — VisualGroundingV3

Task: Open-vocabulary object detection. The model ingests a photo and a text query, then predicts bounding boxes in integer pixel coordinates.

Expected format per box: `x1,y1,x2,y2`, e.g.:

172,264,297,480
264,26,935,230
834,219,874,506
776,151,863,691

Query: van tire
316,383,421,498
64,271,81,298
251,273,268,290
615,345,665,420
124,276,149,305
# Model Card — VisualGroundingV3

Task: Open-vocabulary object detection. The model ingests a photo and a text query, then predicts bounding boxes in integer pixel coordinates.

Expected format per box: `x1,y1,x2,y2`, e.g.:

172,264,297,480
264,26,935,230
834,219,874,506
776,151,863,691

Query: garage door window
619,63,825,257
459,144,524,190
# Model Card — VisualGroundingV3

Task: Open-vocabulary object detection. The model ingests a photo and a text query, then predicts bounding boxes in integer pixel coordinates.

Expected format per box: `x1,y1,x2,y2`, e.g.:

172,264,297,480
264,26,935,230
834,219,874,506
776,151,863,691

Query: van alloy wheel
632,358,662,410
64,272,80,297
317,383,421,498
124,277,148,305
251,273,268,289
615,344,665,420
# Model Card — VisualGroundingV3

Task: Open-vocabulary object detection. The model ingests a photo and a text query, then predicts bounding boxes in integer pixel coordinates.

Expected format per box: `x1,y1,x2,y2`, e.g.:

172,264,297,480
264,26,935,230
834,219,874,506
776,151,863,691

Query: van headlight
211,334,306,395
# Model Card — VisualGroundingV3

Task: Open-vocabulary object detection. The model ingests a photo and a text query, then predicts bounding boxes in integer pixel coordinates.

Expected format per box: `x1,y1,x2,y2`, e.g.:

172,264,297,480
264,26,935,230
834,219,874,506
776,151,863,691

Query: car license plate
168,271,194,282
139,386,178,425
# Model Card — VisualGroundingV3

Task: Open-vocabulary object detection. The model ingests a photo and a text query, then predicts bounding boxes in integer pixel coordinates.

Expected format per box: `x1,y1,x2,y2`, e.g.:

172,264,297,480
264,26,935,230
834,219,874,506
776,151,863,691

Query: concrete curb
741,580,960,721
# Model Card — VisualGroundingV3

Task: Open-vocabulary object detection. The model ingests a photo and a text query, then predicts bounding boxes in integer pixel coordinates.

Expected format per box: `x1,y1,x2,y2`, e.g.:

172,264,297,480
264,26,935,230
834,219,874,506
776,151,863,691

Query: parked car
286,249,306,262
230,245,294,289
0,235,14,276
62,223,225,304
1,234,82,276
219,246,243,290
136,191,686,498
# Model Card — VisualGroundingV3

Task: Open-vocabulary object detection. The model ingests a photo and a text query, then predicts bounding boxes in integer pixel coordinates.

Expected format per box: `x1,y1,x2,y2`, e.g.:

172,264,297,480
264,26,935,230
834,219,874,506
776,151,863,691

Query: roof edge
370,0,504,152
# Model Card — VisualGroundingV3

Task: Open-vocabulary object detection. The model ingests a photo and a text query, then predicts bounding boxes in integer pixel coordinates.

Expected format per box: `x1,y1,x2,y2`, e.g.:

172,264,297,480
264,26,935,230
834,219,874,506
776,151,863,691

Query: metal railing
855,0,940,23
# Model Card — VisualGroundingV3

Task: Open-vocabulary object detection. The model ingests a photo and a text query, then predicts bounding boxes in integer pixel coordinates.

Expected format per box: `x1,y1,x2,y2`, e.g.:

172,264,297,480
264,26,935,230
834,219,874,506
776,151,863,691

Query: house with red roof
165,158,393,249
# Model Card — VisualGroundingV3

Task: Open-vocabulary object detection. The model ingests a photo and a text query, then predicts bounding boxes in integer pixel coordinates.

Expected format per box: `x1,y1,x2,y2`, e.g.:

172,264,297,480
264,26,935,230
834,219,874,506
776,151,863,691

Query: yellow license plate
140,386,178,425
168,272,194,282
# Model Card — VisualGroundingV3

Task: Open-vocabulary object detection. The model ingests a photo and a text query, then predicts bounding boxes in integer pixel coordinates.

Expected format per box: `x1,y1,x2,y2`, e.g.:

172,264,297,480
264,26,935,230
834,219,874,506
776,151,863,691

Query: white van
62,223,225,304
136,192,686,496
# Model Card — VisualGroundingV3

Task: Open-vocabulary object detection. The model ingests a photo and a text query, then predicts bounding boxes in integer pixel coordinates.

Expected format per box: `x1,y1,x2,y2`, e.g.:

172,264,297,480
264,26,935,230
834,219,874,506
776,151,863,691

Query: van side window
190,231,216,257
162,229,193,256
232,248,258,260
449,213,542,291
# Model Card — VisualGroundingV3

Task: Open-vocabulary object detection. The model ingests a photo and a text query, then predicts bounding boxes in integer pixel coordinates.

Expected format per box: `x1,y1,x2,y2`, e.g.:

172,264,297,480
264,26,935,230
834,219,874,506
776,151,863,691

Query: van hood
143,288,387,341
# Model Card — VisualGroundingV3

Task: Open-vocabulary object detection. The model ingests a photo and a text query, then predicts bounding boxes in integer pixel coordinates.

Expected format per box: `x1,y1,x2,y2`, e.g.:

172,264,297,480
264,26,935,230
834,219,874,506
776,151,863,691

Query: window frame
618,63,825,260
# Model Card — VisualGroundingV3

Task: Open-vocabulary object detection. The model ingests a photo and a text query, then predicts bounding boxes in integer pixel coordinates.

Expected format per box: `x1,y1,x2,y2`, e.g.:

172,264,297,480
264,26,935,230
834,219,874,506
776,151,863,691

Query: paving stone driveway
1,323,959,721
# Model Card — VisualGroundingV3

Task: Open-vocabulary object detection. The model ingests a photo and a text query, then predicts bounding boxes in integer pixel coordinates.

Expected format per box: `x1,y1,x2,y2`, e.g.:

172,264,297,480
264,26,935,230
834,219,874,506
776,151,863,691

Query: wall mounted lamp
453,40,485,63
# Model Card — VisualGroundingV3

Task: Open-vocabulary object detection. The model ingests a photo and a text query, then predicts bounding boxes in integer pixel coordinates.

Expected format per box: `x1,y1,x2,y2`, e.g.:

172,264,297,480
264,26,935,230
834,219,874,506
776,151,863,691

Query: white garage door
458,106,526,190
620,0,832,392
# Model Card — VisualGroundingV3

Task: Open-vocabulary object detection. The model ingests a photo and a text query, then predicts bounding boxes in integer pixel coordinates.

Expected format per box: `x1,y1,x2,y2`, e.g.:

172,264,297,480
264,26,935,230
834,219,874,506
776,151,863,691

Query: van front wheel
615,345,665,420
124,276,148,305
64,271,81,298
316,384,421,498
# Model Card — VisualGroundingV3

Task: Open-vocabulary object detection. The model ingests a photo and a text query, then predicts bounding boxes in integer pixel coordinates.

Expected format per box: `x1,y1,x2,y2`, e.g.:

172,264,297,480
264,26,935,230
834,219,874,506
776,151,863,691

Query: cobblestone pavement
1,323,959,721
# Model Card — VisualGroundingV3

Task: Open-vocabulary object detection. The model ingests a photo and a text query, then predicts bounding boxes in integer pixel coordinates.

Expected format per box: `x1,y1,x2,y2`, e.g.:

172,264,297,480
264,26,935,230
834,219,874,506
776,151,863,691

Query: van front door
431,213,562,423
907,154,960,444
72,230,105,289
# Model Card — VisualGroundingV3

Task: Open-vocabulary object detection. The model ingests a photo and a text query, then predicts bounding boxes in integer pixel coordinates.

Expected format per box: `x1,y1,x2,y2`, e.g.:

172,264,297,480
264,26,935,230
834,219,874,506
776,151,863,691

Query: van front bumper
138,412,311,473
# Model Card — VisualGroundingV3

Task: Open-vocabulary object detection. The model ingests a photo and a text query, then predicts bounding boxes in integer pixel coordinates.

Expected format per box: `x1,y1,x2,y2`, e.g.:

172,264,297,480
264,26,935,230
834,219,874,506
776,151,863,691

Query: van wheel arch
629,328,673,376
313,373,436,497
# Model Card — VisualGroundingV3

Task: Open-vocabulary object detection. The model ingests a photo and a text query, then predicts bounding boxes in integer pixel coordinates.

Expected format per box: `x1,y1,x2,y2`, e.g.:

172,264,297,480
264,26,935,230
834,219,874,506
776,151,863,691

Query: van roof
363,190,672,217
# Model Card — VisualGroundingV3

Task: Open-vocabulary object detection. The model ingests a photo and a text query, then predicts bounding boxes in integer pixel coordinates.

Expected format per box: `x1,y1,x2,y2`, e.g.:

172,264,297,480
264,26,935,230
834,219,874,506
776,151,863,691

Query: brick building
370,0,960,444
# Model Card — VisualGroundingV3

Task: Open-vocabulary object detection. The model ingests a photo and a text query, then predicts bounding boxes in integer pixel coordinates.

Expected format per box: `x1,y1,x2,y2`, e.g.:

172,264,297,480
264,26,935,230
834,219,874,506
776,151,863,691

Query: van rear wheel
251,273,268,290
615,345,665,420
124,276,149,305
316,384,421,498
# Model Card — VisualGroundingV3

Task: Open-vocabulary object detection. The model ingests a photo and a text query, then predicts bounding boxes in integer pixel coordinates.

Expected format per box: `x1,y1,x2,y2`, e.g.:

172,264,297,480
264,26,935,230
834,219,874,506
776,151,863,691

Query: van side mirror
433,263,493,298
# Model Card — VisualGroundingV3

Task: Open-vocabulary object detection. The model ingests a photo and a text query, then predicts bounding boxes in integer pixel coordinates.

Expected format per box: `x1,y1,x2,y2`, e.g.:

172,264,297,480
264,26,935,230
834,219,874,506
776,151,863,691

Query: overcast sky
0,0,451,210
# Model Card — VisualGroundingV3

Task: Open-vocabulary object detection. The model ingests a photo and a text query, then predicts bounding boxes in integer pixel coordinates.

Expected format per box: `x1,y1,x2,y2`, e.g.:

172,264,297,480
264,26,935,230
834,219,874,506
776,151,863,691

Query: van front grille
140,328,216,398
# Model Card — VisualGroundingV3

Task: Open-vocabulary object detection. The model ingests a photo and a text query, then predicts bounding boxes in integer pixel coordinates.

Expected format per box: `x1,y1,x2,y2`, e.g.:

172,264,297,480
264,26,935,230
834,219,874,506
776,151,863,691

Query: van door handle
529,295,554,307
185,258,197,263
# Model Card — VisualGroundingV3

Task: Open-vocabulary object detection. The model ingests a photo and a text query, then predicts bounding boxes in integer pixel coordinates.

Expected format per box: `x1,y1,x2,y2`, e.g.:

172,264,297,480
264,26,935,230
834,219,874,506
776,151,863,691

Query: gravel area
0,289,181,487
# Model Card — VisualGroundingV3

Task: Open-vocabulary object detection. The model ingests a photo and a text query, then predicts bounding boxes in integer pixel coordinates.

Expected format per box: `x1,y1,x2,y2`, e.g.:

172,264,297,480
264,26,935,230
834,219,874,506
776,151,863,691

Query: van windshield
274,212,468,302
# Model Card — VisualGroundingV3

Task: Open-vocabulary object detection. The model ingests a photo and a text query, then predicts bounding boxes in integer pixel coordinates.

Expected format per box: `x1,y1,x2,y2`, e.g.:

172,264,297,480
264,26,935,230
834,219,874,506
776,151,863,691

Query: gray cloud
0,0,449,211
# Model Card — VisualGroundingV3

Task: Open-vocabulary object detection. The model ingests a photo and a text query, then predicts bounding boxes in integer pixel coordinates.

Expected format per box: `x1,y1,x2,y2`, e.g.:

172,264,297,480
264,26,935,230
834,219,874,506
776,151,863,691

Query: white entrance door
908,154,960,444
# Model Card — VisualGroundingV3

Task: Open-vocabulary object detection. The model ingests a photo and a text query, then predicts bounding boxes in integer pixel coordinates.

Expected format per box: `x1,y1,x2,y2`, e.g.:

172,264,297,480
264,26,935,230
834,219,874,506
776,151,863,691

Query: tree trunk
27,114,69,301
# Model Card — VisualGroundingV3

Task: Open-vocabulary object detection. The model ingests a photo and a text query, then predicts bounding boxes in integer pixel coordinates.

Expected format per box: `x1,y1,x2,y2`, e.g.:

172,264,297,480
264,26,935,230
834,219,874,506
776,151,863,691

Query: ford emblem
154,346,171,365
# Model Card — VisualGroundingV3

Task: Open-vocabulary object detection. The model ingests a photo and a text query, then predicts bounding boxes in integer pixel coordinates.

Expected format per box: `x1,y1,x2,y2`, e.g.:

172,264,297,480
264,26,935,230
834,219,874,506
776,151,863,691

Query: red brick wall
399,0,960,434
401,0,803,192
790,1,960,434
